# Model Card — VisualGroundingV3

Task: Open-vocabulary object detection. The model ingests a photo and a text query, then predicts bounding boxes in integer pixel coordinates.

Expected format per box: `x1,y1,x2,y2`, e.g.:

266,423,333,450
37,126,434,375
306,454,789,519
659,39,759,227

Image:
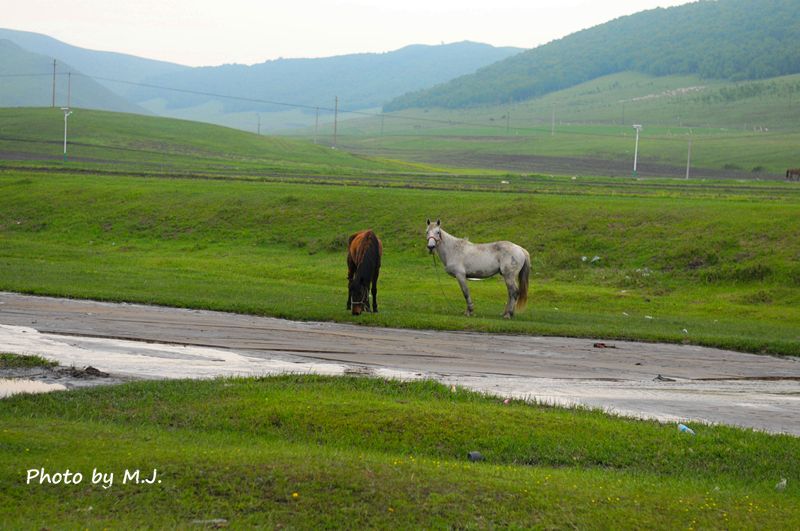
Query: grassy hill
310,72,800,177
386,0,800,110
0,107,434,177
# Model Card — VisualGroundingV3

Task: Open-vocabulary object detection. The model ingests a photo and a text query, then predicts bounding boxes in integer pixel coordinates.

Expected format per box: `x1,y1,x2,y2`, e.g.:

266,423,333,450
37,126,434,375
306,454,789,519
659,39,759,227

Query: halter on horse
426,219,531,319
346,230,383,315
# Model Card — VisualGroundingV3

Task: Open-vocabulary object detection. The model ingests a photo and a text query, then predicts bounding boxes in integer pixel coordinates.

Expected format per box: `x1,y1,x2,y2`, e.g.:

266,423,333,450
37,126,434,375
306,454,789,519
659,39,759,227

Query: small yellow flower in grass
292,492,299,499
388,507,394,513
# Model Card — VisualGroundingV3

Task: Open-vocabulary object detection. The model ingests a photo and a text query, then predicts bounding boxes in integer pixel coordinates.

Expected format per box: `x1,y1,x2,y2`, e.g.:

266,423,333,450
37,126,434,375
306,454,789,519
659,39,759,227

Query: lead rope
430,251,460,313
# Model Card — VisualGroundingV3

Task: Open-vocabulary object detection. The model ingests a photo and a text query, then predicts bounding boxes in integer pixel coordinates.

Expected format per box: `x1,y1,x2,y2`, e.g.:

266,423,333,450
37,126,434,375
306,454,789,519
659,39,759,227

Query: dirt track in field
1,292,799,435
339,144,783,180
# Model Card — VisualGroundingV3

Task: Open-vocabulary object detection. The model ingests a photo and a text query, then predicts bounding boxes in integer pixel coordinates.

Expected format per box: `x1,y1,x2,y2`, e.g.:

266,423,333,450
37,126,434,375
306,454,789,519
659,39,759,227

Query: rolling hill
0,29,522,131
129,42,522,114
0,28,189,100
385,0,800,110
0,107,435,177
0,40,146,113
329,71,800,178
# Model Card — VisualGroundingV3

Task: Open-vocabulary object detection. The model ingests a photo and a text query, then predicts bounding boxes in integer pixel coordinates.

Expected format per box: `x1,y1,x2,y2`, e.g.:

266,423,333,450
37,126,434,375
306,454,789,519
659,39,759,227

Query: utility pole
257,114,261,135
314,106,319,145
632,124,642,176
51,60,56,108
333,96,338,149
685,136,692,180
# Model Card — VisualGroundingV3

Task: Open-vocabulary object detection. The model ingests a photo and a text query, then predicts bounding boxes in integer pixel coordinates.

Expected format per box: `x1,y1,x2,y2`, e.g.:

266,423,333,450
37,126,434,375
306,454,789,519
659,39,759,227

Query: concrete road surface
1,292,798,435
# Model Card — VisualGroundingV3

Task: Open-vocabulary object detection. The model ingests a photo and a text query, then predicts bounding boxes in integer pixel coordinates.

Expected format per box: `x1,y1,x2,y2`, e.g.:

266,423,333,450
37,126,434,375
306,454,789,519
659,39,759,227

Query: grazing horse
786,168,800,181
425,219,530,319
346,230,382,315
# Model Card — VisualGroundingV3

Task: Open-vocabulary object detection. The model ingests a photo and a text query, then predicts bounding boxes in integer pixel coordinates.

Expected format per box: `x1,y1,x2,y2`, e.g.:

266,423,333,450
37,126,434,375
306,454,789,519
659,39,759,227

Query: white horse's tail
516,251,531,311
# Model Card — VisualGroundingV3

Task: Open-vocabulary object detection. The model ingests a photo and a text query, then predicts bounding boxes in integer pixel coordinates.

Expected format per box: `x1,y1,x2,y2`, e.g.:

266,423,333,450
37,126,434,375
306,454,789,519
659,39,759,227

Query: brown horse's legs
371,269,380,313
346,257,355,310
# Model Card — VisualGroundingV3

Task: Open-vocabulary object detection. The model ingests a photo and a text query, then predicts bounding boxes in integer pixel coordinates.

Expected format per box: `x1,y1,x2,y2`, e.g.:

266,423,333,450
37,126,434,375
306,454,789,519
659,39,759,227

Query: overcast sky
2,0,693,67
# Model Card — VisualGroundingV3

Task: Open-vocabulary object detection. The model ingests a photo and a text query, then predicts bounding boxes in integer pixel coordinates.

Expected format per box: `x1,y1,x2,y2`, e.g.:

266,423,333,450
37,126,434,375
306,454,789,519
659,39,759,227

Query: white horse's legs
500,259,522,319
502,274,519,319
455,274,474,316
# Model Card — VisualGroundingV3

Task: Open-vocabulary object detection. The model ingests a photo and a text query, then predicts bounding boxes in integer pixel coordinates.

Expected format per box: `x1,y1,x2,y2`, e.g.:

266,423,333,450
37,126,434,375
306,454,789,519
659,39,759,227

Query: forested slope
386,0,800,110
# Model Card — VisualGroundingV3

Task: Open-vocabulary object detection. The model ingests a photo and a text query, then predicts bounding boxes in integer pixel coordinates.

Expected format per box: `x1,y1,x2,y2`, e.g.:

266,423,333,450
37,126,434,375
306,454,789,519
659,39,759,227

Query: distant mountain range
385,0,800,110
0,28,521,130
7,0,798,128
129,42,523,113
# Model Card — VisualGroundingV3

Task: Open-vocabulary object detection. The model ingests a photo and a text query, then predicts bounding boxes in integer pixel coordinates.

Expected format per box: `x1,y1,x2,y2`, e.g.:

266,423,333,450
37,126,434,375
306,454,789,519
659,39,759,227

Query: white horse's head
425,218,441,253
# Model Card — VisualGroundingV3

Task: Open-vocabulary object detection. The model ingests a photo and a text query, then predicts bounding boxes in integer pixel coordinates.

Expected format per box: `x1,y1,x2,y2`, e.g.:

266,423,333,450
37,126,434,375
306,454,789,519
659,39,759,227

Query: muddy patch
0,363,128,397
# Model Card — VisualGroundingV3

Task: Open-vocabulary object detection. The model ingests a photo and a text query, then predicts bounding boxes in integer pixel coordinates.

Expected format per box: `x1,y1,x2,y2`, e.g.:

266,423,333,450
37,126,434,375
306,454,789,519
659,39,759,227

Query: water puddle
0,378,66,398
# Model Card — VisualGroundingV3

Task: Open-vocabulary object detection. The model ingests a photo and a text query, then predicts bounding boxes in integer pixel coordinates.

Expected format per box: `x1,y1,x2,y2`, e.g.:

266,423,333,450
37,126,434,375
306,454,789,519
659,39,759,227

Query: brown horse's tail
515,251,531,311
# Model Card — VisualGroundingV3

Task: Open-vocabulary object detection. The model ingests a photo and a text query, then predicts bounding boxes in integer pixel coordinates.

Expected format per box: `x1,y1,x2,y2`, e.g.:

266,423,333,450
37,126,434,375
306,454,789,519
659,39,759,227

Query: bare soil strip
1,292,798,434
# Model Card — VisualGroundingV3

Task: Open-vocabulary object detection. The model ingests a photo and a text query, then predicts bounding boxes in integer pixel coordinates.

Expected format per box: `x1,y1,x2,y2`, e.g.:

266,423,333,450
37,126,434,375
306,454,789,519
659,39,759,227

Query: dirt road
1,292,798,435
338,145,783,181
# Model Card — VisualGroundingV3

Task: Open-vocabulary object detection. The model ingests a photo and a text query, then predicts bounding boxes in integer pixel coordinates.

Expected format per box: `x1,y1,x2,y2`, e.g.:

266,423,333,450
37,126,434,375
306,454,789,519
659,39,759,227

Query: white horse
426,219,531,318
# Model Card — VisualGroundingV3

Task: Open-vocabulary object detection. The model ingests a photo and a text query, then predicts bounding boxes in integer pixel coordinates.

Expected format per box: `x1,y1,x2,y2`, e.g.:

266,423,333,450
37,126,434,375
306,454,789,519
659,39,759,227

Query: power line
51,60,56,108
0,73,55,77
4,69,800,141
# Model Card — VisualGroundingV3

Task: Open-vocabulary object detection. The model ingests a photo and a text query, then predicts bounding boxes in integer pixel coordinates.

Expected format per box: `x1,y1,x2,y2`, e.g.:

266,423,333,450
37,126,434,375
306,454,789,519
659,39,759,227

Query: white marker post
61,107,73,162
632,124,642,176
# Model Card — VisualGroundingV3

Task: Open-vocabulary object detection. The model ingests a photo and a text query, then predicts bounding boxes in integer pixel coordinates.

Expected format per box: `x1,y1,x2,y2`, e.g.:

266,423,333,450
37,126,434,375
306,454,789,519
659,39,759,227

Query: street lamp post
686,135,692,180
632,124,642,176
61,107,73,162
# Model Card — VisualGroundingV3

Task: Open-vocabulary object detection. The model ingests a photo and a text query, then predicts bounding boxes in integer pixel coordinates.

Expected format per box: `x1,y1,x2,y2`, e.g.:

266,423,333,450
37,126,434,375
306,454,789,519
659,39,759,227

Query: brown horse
786,168,800,181
346,230,382,315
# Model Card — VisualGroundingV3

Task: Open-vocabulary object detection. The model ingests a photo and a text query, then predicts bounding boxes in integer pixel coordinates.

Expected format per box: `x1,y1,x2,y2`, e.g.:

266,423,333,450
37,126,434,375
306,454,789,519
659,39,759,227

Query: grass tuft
0,353,57,369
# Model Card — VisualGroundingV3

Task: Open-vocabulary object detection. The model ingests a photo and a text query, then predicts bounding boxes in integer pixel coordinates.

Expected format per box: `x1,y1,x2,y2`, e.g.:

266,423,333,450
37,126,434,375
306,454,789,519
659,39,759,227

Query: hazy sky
2,0,693,66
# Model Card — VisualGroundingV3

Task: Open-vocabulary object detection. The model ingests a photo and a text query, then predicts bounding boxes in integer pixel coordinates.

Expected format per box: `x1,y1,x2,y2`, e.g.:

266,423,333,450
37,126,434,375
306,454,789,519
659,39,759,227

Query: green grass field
1,102,799,528
1,170,798,355
1,375,797,528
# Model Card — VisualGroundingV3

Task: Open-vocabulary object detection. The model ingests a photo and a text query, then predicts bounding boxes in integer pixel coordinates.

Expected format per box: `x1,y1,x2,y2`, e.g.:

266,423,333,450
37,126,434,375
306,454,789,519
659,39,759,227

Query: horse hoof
503,313,512,320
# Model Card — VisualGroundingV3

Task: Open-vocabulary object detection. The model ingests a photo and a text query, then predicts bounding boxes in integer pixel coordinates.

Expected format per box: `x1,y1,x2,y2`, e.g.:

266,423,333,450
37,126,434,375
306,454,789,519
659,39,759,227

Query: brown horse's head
349,276,369,315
